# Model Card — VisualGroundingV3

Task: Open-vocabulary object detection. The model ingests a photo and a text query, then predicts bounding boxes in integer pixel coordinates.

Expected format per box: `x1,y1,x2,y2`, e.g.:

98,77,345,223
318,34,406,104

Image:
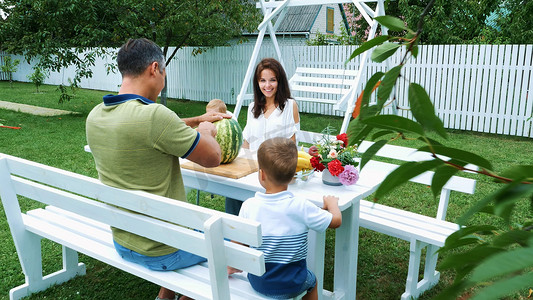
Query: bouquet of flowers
309,127,360,185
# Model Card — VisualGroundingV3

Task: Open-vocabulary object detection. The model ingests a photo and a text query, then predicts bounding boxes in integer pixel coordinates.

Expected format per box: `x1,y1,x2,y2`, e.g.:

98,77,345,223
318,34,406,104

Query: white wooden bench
298,130,477,299
289,67,359,110
0,153,306,300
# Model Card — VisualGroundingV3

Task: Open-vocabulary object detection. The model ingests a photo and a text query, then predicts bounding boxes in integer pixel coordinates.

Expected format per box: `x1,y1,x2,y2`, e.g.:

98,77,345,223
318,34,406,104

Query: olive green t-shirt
86,94,199,256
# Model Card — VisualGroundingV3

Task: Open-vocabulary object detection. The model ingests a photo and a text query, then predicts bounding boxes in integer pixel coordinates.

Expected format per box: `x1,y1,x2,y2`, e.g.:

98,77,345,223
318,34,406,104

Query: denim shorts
113,241,207,271
262,269,317,299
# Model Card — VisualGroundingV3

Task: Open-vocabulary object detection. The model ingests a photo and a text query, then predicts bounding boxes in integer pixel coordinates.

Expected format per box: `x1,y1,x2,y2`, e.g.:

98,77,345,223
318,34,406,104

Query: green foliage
491,0,533,44
346,3,533,298
1,55,20,88
27,66,48,93
0,0,260,103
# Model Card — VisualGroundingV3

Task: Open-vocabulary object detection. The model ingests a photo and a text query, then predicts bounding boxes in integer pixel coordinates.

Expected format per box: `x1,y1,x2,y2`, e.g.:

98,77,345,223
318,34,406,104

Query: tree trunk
160,76,168,106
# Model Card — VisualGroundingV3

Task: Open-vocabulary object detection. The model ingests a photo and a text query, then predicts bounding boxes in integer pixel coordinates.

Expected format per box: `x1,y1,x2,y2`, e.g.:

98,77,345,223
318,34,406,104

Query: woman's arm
292,100,300,124
290,100,300,143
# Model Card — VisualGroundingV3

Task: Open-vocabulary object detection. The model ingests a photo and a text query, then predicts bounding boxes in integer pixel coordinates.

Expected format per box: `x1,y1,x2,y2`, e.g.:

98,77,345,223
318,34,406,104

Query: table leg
334,201,360,300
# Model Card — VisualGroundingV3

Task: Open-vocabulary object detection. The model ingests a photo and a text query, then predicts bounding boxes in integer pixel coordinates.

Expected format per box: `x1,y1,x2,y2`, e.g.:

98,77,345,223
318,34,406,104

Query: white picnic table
181,149,397,300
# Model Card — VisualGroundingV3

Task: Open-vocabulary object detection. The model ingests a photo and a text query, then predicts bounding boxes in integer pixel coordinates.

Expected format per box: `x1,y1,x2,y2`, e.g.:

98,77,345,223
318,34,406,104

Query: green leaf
360,140,388,169
471,271,533,300
362,72,385,109
500,165,533,182
493,230,533,248
374,16,408,32
431,164,461,198
371,42,400,63
346,35,390,63
432,281,471,300
417,136,444,146
417,145,492,170
441,225,497,252
347,122,371,147
411,44,419,58
371,130,394,140
408,83,448,138
377,65,403,109
470,247,533,283
459,182,533,224
374,160,443,200
363,115,425,136
438,245,504,278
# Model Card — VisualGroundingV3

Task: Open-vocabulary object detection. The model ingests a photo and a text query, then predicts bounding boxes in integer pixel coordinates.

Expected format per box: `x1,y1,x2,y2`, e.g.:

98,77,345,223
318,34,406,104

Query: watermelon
214,118,243,164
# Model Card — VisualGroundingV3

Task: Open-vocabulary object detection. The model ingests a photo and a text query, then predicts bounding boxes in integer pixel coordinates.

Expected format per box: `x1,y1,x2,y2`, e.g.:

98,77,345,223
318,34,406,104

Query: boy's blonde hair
257,137,297,186
206,99,227,113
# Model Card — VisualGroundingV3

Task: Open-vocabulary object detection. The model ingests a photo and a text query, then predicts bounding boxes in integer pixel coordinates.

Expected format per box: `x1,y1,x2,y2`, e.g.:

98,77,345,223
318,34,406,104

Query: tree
1,55,20,88
491,0,533,44
346,1,533,298
0,0,260,104
343,0,499,44
27,66,47,93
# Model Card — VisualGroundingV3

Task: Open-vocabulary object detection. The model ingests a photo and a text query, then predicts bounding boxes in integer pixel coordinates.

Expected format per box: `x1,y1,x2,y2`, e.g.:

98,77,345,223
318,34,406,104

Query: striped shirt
239,191,332,295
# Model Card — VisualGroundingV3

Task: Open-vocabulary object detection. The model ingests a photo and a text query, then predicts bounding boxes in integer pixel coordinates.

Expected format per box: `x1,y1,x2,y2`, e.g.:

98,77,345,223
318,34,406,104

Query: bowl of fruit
291,149,314,183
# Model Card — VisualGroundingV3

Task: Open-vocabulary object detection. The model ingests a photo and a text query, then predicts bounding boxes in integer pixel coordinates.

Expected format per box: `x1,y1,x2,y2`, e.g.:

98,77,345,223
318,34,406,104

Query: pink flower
338,165,359,185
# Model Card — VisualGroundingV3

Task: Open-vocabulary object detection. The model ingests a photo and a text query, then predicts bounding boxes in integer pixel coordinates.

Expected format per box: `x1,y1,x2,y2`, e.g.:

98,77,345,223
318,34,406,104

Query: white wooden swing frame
233,0,390,134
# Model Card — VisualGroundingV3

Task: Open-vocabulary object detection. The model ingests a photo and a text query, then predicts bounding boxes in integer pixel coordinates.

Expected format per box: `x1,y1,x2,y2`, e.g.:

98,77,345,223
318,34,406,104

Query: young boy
232,137,342,300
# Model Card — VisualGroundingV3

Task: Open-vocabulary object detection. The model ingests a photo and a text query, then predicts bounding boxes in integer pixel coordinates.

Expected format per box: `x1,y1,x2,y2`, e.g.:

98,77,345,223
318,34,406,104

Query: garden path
0,100,79,116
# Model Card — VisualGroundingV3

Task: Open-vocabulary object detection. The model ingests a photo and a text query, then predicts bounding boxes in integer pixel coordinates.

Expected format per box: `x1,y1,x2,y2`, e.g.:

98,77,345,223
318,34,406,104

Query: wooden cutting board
181,157,259,179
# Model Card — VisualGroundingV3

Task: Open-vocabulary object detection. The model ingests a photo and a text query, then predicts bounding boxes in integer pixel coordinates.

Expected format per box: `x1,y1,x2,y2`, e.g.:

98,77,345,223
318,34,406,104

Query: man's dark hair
117,38,165,77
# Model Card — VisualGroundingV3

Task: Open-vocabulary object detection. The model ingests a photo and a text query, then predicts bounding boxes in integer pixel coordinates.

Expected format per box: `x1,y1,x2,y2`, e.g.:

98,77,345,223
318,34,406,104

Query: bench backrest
0,153,265,299
297,131,477,220
289,67,360,107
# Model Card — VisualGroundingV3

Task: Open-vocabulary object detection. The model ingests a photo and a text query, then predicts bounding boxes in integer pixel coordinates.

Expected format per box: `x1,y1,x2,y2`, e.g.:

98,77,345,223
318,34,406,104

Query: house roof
277,5,322,33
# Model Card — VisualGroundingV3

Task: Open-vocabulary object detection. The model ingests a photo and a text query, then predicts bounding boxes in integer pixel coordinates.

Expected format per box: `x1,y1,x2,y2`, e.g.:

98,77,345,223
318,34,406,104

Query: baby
206,98,228,114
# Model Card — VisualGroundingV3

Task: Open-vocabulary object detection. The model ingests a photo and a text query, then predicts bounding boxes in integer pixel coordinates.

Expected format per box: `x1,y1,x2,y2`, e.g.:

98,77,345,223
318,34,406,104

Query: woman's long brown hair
252,58,292,119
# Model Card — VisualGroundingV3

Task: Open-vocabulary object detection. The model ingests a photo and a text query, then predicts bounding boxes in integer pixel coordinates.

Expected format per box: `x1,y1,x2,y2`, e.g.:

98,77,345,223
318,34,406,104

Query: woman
226,58,300,215
242,58,300,151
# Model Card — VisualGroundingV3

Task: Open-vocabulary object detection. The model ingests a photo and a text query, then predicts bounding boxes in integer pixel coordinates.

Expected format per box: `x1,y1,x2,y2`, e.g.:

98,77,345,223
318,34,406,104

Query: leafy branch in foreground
345,3,533,299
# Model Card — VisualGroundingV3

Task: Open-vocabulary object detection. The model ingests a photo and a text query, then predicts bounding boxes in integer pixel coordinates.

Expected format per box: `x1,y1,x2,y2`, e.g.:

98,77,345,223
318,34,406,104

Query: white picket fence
2,44,532,137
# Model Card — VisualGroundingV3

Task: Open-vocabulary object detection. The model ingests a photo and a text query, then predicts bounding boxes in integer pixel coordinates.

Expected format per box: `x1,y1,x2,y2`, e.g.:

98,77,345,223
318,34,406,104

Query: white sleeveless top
242,99,300,151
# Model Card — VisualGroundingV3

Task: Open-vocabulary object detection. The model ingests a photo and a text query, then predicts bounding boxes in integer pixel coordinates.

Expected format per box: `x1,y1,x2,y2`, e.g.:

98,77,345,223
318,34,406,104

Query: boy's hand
323,195,342,228
323,195,339,210
227,266,242,275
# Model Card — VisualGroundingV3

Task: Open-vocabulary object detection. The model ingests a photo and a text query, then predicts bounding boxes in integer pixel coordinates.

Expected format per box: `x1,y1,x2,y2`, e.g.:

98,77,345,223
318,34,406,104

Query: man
86,38,229,300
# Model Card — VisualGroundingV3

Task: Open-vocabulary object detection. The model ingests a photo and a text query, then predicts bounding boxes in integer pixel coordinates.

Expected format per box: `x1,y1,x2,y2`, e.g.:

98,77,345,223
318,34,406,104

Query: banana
296,156,312,172
297,150,312,160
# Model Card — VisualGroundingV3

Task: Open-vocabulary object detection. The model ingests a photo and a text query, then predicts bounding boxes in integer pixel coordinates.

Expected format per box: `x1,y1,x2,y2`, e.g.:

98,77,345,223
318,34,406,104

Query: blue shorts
113,241,207,271
262,269,317,299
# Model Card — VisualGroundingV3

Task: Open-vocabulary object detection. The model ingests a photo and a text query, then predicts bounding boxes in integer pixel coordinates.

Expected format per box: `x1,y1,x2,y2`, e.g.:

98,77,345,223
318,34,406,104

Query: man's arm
186,121,221,167
183,112,231,128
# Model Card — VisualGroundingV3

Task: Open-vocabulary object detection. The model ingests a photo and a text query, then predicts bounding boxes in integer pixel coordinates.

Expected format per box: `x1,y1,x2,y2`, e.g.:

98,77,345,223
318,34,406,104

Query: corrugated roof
277,5,321,33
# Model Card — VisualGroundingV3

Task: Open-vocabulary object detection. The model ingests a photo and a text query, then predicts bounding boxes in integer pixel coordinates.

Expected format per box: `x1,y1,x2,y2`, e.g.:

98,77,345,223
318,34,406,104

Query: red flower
311,156,325,172
327,159,344,176
336,133,348,147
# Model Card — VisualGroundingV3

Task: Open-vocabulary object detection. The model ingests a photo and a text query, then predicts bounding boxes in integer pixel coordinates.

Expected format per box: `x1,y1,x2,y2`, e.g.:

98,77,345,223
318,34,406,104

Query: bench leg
401,239,423,300
422,245,441,288
401,241,442,300
10,236,86,300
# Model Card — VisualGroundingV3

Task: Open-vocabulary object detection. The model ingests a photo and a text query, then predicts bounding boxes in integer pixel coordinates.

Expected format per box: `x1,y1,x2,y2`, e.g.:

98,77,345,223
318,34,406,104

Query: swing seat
289,67,359,111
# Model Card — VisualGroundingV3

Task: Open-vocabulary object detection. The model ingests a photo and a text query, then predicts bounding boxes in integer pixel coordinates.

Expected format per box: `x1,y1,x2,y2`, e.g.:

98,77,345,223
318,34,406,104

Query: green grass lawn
1,81,532,299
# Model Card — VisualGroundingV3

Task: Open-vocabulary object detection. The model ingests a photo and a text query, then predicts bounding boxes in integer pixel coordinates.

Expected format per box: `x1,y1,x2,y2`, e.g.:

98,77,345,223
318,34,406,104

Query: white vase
322,169,342,186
